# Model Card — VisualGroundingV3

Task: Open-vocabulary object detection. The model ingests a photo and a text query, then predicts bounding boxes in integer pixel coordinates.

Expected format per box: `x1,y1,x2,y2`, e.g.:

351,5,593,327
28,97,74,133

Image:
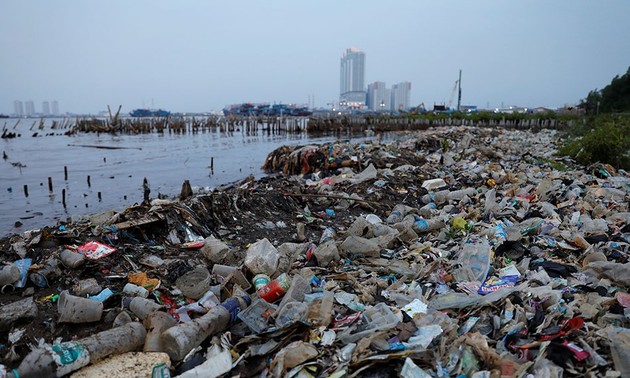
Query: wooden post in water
48,177,53,192
23,185,28,197
179,180,193,201
62,189,66,207
210,157,214,172
87,175,91,187
64,166,68,180
143,177,150,205
98,192,102,201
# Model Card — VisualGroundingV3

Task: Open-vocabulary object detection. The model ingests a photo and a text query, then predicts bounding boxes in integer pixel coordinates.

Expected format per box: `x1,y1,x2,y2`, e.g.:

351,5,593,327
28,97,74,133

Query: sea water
0,117,377,236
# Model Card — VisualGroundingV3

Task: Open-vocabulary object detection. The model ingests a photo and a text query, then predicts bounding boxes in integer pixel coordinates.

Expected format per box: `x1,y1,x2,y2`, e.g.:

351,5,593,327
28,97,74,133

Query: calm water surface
0,117,377,237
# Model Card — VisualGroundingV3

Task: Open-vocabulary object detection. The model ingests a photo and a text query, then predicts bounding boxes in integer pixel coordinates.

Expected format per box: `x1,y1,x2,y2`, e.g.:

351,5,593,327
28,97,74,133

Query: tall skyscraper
42,101,50,116
25,100,35,116
340,48,366,107
367,81,391,111
391,82,412,111
13,100,24,117
52,100,59,116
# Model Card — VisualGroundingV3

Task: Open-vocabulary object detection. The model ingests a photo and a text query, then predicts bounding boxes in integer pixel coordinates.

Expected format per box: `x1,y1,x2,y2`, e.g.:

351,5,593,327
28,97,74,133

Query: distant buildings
11,99,60,117
340,48,411,112
25,100,35,117
367,81,390,111
391,82,411,111
13,100,24,117
340,48,366,108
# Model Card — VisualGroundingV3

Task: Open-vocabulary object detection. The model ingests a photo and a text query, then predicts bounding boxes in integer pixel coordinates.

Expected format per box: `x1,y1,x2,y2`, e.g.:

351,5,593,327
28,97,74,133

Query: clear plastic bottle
412,215,445,233
446,188,476,201
386,204,414,224
160,295,250,361
12,322,146,378
421,190,449,205
418,202,437,218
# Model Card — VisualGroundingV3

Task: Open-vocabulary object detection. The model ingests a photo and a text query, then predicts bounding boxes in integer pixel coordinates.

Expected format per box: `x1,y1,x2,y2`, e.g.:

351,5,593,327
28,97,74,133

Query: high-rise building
340,48,366,107
367,81,391,111
42,101,50,116
13,100,24,117
391,82,412,111
25,100,35,117
52,100,59,116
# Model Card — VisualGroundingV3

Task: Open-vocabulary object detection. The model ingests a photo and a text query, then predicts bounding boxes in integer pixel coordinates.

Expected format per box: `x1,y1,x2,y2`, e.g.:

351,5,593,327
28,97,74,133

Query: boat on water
129,109,171,117
0,114,9,118
223,103,312,117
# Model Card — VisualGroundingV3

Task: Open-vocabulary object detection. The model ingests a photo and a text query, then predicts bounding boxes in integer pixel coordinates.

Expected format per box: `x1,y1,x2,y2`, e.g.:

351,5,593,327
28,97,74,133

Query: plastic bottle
160,295,250,361
418,203,437,218
421,190,449,205
386,204,414,224
446,187,476,201
11,322,146,378
412,216,445,233
320,227,336,244
123,283,149,298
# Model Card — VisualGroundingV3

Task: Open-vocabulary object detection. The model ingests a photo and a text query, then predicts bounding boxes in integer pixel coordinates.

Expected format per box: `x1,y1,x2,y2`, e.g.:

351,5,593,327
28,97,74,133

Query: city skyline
11,99,60,117
1,1,629,114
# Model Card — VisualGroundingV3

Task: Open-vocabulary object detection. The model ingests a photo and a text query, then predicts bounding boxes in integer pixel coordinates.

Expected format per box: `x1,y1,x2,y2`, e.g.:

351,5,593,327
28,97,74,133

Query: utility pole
457,69,462,112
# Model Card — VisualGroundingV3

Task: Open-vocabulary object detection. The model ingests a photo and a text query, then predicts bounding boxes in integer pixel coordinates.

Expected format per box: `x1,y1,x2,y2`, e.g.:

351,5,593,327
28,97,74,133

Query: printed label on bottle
416,219,428,231
49,342,90,376
152,363,172,378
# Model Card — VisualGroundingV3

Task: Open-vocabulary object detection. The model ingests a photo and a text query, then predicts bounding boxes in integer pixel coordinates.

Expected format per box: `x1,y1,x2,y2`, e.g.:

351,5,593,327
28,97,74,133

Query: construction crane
447,70,462,111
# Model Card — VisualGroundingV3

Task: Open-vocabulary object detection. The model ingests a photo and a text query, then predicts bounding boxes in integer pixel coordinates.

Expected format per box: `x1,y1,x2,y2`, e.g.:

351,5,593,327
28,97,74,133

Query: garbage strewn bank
1,126,629,377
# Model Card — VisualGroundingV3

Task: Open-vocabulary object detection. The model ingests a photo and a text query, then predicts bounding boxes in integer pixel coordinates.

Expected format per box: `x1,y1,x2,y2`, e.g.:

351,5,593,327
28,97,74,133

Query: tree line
580,66,630,114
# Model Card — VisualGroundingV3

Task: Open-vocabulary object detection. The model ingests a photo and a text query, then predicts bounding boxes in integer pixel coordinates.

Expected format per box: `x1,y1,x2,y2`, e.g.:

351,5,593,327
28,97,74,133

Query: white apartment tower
391,82,412,111
25,100,35,117
340,48,366,107
367,81,391,111
13,100,24,117
52,100,59,116
42,101,50,116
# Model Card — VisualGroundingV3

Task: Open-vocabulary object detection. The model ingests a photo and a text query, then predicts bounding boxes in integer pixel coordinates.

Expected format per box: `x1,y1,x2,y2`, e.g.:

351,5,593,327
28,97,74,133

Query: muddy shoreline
1,126,629,377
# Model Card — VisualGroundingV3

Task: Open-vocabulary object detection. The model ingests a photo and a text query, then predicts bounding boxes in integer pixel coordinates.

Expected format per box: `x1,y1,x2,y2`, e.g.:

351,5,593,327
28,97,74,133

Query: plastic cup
60,249,86,268
176,266,211,300
0,264,20,286
129,297,162,320
73,278,102,297
57,290,103,323
143,311,177,352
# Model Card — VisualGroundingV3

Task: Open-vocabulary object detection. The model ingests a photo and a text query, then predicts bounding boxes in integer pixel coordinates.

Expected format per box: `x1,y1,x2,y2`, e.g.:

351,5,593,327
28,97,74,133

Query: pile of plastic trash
1,126,629,377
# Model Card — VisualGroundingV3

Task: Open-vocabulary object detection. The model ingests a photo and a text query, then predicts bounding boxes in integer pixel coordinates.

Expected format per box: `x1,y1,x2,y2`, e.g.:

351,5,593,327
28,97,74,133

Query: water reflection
1,117,385,236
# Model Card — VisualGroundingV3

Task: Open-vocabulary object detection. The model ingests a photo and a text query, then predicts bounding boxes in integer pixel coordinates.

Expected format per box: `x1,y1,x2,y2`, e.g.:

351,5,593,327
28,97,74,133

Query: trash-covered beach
1,125,630,377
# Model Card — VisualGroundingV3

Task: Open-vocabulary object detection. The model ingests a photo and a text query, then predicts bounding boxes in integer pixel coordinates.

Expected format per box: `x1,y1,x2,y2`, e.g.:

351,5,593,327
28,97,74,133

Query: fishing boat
223,103,311,117
129,109,170,117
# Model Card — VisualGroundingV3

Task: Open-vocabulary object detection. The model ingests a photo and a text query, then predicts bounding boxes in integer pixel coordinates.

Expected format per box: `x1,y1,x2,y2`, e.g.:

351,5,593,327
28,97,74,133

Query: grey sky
1,0,629,114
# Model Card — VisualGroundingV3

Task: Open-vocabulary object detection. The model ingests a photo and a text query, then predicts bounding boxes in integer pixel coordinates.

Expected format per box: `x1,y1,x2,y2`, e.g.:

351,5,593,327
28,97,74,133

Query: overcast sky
1,0,629,114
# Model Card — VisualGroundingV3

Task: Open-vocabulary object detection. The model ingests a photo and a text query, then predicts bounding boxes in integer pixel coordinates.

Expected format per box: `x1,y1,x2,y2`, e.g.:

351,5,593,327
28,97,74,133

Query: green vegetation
557,66,630,170
579,66,630,114
557,116,630,170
